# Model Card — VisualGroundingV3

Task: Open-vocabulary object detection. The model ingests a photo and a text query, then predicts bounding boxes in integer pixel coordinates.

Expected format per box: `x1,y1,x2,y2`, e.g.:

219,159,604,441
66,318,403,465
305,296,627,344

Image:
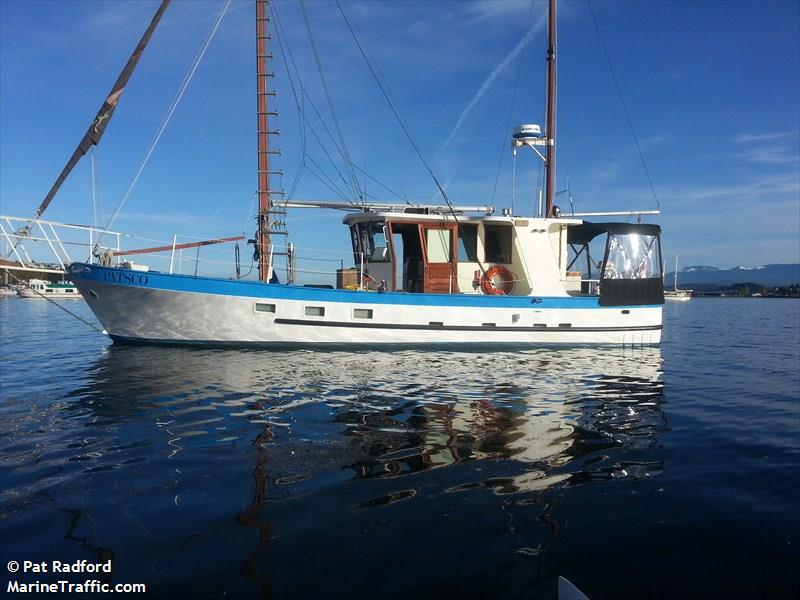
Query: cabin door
420,225,458,293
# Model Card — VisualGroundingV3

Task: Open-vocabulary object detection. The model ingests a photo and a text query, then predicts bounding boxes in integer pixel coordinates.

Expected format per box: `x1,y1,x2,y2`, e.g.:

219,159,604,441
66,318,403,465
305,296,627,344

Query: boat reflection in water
65,345,665,596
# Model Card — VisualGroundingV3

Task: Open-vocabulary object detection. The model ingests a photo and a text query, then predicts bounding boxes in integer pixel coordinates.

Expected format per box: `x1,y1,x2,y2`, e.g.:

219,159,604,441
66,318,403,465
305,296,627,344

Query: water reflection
27,345,666,597
68,345,665,487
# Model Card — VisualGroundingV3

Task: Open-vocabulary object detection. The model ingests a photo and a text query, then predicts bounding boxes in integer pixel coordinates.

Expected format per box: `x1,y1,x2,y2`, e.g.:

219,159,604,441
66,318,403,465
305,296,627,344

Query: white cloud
739,147,800,164
731,132,791,143
465,0,535,22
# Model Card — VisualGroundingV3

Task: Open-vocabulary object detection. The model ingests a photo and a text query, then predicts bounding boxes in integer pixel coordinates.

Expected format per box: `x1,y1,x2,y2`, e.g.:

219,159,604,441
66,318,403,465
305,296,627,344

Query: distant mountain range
666,264,800,287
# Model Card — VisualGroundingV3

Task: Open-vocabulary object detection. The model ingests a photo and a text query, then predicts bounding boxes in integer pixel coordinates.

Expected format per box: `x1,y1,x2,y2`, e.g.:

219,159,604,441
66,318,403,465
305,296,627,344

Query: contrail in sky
436,13,547,158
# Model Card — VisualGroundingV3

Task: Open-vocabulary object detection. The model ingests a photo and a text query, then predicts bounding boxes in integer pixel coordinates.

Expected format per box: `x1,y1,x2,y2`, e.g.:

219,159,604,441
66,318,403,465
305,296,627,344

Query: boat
18,279,82,299
664,255,692,301
59,0,664,347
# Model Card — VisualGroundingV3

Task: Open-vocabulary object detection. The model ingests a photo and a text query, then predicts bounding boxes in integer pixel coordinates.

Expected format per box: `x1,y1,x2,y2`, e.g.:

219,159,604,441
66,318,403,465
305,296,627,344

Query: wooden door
421,225,457,293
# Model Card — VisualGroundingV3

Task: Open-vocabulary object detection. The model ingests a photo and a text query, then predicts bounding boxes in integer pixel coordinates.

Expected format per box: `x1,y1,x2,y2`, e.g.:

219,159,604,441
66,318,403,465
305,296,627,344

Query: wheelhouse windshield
603,233,661,280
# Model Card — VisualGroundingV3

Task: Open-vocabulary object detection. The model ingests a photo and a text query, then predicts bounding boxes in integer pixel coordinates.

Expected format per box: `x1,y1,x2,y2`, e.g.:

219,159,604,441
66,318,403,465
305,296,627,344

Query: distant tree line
692,283,800,297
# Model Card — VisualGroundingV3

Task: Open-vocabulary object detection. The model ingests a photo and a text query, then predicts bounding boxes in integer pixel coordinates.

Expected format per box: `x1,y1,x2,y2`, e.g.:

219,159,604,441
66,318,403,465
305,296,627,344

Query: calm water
1,297,798,599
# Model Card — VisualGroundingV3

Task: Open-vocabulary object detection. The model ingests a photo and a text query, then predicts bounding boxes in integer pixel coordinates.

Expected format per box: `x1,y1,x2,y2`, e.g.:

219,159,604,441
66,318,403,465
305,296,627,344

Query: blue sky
1,0,798,279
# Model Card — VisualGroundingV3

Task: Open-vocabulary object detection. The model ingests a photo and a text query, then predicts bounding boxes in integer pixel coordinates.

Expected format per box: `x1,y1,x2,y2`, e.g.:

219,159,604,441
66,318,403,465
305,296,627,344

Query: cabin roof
567,222,662,245
342,212,582,227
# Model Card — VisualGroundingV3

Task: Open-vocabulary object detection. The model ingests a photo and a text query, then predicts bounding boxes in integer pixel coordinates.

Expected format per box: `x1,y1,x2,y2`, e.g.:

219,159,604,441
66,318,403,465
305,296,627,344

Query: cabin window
350,222,389,263
353,308,373,319
305,306,325,317
484,225,512,264
255,303,276,313
603,234,661,280
425,229,451,263
457,225,478,262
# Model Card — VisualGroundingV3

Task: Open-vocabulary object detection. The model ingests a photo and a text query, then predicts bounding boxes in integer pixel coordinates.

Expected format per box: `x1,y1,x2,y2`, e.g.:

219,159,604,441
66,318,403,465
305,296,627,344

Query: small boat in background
664,255,692,301
18,279,83,299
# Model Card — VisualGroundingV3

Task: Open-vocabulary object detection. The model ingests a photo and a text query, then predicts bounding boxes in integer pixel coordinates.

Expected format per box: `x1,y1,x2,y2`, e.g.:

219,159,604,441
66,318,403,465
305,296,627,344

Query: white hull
69,264,662,347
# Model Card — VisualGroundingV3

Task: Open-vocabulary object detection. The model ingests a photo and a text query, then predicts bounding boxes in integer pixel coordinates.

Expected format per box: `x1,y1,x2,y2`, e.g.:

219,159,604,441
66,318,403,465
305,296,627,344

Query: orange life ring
481,265,515,295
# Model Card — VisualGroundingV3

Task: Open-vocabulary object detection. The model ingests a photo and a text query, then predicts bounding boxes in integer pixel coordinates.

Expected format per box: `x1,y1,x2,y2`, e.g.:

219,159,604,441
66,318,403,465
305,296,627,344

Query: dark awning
567,222,661,245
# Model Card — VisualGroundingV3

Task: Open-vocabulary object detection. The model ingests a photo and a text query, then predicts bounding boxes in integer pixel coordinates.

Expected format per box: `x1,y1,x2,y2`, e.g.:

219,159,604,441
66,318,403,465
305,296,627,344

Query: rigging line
96,0,233,249
304,160,351,201
296,90,369,205
304,152,348,195
586,0,661,211
297,88,402,205
350,163,405,202
336,0,493,281
243,192,258,233
491,0,536,207
277,5,357,209
300,0,364,204
304,155,351,200
270,3,301,109
270,1,307,156
90,149,98,230
334,1,452,210
297,82,360,209
286,159,306,199
300,110,355,197
5,271,102,333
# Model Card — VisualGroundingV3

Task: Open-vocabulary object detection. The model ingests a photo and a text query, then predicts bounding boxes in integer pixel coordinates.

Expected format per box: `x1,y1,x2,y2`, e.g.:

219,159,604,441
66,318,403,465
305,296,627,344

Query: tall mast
545,0,557,218
256,0,273,282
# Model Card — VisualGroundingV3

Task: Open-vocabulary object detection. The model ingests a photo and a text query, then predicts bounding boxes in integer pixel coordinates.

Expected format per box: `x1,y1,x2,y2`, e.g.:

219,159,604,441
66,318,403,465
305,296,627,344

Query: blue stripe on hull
68,263,660,310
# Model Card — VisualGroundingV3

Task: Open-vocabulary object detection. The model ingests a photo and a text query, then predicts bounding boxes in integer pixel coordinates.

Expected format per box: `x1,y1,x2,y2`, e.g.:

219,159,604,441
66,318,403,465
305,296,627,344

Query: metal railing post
169,234,177,274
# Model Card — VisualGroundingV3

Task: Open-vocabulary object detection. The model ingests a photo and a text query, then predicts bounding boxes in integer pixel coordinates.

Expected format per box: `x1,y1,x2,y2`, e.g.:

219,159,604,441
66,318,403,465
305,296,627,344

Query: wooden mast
256,0,272,282
545,0,557,218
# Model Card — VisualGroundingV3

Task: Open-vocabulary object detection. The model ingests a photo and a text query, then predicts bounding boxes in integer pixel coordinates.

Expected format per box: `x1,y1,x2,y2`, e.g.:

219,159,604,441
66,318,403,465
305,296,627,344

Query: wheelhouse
342,212,663,305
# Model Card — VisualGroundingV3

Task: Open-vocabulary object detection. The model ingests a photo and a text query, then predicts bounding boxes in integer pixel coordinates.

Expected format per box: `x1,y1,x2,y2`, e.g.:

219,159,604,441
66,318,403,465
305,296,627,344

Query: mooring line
5,270,104,334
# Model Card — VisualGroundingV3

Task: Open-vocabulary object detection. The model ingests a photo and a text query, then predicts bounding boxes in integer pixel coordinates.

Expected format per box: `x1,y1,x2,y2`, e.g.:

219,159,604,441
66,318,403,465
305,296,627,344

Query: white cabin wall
514,219,569,296
456,263,480,294
510,224,533,295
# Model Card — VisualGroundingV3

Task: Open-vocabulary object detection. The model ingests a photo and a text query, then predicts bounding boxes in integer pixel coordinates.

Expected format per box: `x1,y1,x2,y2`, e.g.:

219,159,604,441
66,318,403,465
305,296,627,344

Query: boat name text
103,271,149,287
